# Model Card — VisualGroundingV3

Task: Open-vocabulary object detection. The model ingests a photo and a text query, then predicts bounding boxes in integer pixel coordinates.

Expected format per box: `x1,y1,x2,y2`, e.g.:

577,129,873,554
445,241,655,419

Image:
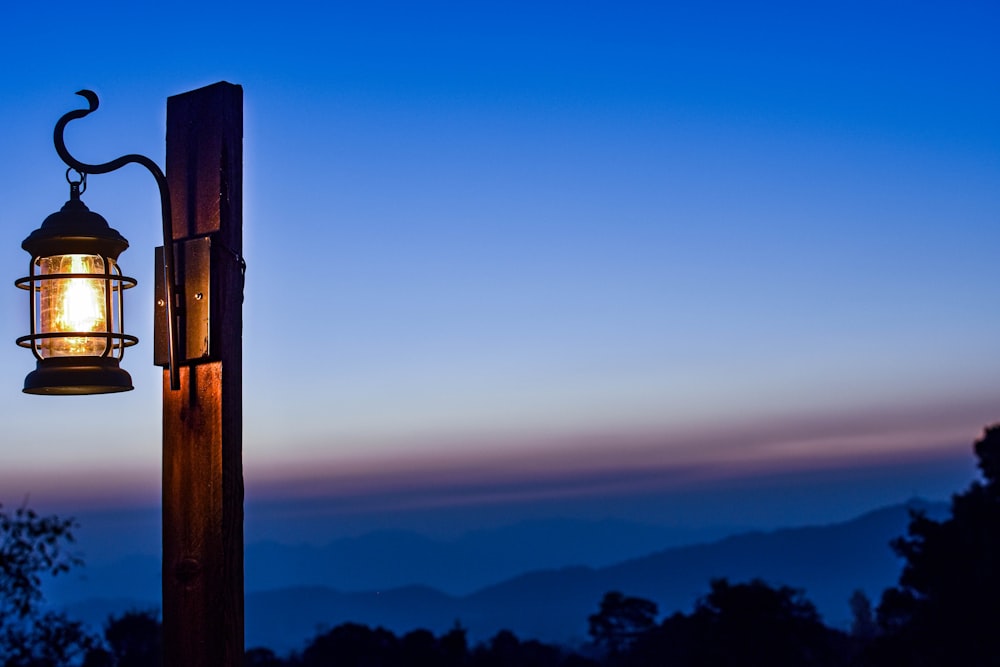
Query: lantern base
23,357,133,395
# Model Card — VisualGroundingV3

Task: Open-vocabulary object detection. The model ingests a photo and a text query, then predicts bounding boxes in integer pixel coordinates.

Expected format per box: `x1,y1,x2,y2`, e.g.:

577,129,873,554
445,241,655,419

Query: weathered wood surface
162,81,244,667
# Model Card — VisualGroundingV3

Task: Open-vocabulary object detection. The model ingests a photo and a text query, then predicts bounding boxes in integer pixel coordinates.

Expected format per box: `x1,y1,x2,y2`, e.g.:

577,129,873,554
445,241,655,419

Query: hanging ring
65,167,87,193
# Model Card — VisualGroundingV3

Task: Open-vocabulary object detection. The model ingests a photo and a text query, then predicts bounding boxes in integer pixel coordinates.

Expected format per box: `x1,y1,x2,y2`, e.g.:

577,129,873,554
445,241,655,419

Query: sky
0,1,998,545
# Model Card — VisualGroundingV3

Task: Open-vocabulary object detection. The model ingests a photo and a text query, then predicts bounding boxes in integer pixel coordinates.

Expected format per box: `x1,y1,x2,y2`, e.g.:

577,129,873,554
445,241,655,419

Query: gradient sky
0,1,998,538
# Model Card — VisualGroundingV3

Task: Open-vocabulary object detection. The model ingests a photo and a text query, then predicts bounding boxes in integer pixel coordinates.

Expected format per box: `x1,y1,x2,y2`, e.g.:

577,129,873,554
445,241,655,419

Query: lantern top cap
22,182,129,259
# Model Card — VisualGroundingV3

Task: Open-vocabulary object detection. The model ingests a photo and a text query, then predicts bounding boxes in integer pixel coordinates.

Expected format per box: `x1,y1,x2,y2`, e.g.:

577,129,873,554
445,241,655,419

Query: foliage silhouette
469,629,575,667
245,646,285,667
0,505,80,621
587,591,657,656
847,589,876,642
238,621,594,667
297,622,404,666
0,504,97,666
437,623,469,667
101,610,161,667
625,579,847,667
871,424,1000,665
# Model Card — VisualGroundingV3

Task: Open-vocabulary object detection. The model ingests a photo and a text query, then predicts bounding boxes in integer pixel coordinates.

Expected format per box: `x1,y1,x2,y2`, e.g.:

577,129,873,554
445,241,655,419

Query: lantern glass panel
37,253,112,358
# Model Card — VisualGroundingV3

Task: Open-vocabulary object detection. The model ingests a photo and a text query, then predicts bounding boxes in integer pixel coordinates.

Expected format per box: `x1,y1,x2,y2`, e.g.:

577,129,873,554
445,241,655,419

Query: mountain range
55,499,947,655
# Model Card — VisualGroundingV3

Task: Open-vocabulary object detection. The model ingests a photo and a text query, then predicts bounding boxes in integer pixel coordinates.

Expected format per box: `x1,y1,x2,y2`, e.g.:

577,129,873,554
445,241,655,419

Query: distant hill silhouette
460,499,948,642
49,516,737,602
57,500,946,654
249,517,748,595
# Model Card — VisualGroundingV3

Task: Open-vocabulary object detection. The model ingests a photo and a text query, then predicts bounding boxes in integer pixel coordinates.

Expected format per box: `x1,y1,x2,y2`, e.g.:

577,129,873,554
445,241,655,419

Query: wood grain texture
162,81,244,667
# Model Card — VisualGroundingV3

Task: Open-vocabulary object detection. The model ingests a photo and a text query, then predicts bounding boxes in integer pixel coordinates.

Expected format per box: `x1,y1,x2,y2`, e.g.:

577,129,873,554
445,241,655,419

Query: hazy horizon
7,423,979,570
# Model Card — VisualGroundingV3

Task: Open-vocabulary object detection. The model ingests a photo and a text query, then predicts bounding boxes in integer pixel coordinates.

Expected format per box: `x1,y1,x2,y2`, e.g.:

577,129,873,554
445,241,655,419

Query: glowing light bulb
39,254,109,357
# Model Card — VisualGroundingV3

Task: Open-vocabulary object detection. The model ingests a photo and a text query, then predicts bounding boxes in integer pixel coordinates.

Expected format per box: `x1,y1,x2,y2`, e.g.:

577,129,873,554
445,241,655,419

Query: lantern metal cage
15,176,138,394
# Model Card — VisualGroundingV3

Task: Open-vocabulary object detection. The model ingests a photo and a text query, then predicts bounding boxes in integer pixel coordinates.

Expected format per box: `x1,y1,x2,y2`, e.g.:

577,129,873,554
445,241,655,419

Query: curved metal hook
55,90,164,180
53,91,97,171
53,89,181,391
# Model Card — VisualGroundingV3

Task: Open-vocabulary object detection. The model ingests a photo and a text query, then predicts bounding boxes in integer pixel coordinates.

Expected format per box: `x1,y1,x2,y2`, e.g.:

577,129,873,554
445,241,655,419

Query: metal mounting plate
154,237,212,366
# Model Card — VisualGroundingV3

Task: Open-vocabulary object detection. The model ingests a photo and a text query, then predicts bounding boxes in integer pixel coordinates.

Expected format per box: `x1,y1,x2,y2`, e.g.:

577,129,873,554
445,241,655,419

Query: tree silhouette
587,591,658,656
101,610,161,667
469,629,566,667
848,589,877,643
245,646,286,667
398,628,439,667
298,623,400,667
438,623,469,667
0,505,80,621
873,424,1000,665
0,504,97,665
627,579,846,667
285,622,596,667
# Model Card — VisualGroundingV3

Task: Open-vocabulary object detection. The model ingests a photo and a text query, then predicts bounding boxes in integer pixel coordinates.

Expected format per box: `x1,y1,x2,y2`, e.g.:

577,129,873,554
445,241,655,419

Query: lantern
15,175,137,394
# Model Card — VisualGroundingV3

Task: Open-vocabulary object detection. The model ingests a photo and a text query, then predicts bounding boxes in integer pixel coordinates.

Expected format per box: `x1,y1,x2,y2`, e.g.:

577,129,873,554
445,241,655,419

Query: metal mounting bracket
154,237,212,366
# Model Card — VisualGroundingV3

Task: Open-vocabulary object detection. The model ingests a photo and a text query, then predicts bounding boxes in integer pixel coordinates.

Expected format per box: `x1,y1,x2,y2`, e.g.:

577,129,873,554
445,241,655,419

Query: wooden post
162,82,244,667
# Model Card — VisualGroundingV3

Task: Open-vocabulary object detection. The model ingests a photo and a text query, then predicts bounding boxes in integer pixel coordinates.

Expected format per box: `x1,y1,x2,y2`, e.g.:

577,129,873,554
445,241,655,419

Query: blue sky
0,1,998,537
